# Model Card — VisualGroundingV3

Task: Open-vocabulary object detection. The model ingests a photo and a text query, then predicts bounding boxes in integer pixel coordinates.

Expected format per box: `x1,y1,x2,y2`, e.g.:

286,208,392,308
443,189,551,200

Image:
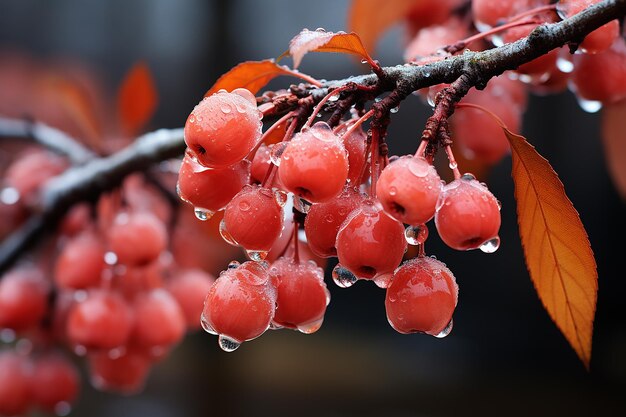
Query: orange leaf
348,0,418,53
505,128,597,369
117,62,158,137
284,29,375,68
206,60,321,97
601,99,626,200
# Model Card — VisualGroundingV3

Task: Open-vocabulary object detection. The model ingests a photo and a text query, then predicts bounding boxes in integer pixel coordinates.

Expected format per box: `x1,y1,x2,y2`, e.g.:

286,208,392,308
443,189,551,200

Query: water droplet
54,401,72,416
270,142,289,166
73,345,87,356
496,200,502,210
0,187,20,205
388,186,397,196
219,219,239,246
480,236,500,253
434,318,453,338
405,224,429,245
274,189,288,207
461,173,476,181
108,347,124,359
332,264,358,288
310,121,335,142
374,97,382,103
188,114,196,124
556,56,574,73
0,329,16,343
577,98,602,113
328,94,339,102
104,251,118,265
269,322,283,330
373,273,392,288
220,103,232,114
423,69,431,78
73,290,88,302
293,196,312,213
448,161,458,170
218,335,241,352
246,250,268,261
238,200,251,211
297,317,324,334
200,314,217,335
390,106,399,114
360,59,369,64
426,91,436,108
407,158,429,177
194,207,214,221
227,260,240,269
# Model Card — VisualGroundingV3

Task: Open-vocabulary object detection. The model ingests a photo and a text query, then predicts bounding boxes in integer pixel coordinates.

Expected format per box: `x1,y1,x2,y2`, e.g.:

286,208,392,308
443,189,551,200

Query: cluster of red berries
403,0,625,166
178,81,503,350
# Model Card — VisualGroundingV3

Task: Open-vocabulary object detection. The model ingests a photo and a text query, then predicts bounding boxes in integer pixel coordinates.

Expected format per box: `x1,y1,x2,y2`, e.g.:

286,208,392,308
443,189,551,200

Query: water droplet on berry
461,173,476,181
406,158,430,177
480,236,500,253
556,56,574,73
274,189,288,207
104,251,118,265
388,186,397,196
200,314,217,335
324,214,334,223
332,264,357,288
0,187,20,205
373,273,392,288
188,114,196,124
246,250,268,261
310,121,335,141
390,106,399,114
194,207,214,221
270,142,289,166
496,200,502,210
577,98,602,113
54,401,72,416
218,335,241,352
434,318,453,338
0,329,16,343
227,260,240,269
238,200,251,211
220,103,232,114
293,196,312,213
297,317,324,334
219,219,239,246
404,224,428,245
269,322,284,331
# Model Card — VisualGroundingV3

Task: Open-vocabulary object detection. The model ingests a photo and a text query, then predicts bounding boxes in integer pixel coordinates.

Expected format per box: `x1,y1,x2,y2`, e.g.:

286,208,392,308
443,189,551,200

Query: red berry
472,0,539,30
404,16,469,62
435,175,501,251
304,186,364,258
339,124,367,185
278,122,349,203
184,89,261,168
177,151,250,218
131,288,186,349
269,257,330,333
377,156,442,225
221,185,284,258
335,200,407,284
108,211,167,266
201,261,276,351
66,290,134,351
558,0,619,54
167,269,215,330
31,353,79,413
3,149,67,203
385,256,458,336
88,350,151,394
0,266,49,331
54,230,106,289
0,350,32,416
250,144,273,184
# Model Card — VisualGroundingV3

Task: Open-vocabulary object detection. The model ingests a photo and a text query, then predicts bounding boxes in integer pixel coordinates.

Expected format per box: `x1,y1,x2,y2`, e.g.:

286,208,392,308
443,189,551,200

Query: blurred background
1,1,625,416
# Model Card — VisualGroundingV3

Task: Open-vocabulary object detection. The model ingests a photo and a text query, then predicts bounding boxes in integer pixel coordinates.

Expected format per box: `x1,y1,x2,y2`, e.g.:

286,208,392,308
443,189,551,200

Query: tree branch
0,0,624,274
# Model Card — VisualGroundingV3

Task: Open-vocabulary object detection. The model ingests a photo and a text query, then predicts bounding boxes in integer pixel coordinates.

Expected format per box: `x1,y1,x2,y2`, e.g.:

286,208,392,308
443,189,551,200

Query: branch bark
0,0,625,274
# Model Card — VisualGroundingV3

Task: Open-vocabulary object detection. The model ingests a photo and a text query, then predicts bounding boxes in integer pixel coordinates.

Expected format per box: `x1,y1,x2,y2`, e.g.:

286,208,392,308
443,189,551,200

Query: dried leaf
117,62,158,137
601,99,626,200
285,29,374,68
348,0,417,53
506,128,597,369
206,60,320,97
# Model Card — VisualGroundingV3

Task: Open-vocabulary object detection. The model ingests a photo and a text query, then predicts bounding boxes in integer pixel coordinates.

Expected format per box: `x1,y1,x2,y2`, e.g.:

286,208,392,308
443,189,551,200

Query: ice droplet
246,250,268,262
390,106,399,114
200,314,217,335
388,186,397,196
0,187,20,205
332,264,358,288
404,224,428,245
218,335,241,352
220,103,232,114
297,317,324,334
270,142,289,166
434,319,453,338
274,189,288,207
194,207,214,221
219,219,238,246
577,98,602,113
227,260,240,269
461,172,476,181
480,236,500,253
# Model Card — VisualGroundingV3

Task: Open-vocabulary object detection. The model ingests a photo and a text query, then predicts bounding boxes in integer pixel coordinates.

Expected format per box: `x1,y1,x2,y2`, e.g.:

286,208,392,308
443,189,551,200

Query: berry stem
370,128,380,198
507,3,558,23
261,114,301,188
342,109,374,140
444,145,461,180
250,111,297,157
445,19,542,54
303,85,352,129
292,220,300,264
415,139,429,158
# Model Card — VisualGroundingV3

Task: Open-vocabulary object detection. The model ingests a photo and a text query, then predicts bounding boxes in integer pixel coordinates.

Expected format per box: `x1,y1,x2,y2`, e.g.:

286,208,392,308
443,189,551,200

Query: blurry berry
0,266,49,331
108,211,167,266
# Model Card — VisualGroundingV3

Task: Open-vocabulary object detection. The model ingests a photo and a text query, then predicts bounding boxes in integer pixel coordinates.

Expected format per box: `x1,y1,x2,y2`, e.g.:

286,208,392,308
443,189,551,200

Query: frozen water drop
220,103,232,114
577,98,602,113
332,264,357,288
0,187,20,205
297,317,324,334
434,318,453,338
104,251,118,265
480,236,500,253
219,219,238,246
194,207,214,221
227,260,240,269
246,250,268,262
407,158,429,177
448,161,458,170
556,56,574,73
238,200,251,212
423,70,431,78
388,187,397,196
360,59,369,64
54,401,72,416
218,335,241,352
461,173,476,181
373,273,392,289
405,224,429,245
201,314,217,335
270,142,289,166
390,106,399,114
274,189,288,207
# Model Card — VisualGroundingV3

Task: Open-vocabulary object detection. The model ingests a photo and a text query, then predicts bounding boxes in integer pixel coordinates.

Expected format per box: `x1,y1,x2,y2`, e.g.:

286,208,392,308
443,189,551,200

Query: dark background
1,1,625,416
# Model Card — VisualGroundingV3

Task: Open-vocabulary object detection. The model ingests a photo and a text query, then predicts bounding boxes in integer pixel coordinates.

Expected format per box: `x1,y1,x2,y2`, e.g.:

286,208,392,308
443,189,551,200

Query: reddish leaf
348,0,418,53
601,99,626,200
505,128,597,369
206,60,321,97
117,62,158,137
285,29,375,68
